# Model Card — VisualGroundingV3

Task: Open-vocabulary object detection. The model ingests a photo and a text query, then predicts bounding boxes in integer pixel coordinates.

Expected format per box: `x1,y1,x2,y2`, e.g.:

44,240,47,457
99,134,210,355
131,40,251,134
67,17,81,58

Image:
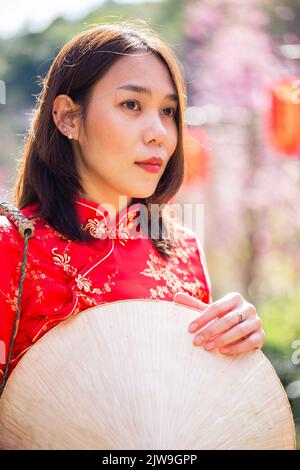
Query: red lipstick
135,157,163,174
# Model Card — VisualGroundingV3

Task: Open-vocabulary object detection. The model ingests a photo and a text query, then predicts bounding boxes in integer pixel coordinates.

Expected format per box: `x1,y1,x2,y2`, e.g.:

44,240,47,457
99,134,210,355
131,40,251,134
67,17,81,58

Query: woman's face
72,53,178,211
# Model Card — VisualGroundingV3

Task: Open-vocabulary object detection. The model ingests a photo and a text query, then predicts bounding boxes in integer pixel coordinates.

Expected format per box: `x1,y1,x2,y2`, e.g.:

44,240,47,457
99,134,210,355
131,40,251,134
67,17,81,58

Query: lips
135,161,162,174
134,156,164,174
135,157,163,166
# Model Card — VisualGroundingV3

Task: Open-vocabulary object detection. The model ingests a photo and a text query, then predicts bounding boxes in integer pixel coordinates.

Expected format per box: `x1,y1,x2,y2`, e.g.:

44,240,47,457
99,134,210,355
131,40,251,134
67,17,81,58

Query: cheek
87,109,133,153
89,109,117,141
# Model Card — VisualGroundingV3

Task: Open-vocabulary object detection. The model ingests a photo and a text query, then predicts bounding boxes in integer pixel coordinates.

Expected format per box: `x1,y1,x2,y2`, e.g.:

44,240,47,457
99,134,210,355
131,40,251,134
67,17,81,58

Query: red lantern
266,77,300,156
182,126,212,186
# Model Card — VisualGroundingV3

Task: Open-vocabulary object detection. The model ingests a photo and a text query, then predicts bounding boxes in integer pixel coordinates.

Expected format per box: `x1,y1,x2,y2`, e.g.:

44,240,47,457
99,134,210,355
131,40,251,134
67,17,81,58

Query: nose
144,114,167,146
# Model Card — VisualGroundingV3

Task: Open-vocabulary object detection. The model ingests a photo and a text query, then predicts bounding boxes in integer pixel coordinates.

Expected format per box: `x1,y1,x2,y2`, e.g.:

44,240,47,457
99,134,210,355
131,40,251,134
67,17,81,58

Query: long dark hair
13,20,187,259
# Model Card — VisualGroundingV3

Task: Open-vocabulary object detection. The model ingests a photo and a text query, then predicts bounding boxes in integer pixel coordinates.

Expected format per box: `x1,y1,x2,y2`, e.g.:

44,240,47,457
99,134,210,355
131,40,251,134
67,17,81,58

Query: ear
52,94,81,140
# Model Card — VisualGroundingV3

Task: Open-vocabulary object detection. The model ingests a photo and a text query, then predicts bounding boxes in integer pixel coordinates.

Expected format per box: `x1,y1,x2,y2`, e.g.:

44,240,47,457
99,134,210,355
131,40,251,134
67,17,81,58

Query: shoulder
0,201,50,251
0,214,21,248
165,219,205,264
0,201,36,238
0,214,24,285
169,220,203,250
1,202,69,241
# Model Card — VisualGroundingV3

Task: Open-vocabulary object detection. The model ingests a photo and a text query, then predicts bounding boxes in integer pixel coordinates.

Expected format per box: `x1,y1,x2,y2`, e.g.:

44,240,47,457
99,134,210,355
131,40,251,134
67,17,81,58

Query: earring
62,127,73,140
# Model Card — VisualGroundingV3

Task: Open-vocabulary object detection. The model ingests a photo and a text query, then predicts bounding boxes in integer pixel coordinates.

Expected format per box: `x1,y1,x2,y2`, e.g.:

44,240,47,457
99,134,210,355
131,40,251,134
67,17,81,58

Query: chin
131,187,157,200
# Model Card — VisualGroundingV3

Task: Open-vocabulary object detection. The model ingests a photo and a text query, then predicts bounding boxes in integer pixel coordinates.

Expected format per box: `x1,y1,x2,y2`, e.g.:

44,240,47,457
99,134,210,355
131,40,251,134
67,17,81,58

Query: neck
78,191,132,222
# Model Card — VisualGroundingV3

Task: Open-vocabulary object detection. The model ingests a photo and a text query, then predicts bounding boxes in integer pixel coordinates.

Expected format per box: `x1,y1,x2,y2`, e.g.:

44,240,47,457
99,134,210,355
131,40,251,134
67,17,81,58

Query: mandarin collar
74,195,142,244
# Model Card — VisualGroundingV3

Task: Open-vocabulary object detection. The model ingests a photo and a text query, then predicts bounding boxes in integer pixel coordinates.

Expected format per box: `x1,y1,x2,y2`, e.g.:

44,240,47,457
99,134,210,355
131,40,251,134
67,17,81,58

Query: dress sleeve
0,221,23,381
194,234,213,303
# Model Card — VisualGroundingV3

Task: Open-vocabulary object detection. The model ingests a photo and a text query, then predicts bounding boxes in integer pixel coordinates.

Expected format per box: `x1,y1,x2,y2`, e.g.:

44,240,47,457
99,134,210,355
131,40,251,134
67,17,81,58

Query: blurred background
0,0,299,448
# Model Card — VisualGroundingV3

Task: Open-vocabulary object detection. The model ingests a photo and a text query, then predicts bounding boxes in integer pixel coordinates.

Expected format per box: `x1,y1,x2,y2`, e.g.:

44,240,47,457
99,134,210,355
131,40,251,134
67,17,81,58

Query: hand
173,291,265,355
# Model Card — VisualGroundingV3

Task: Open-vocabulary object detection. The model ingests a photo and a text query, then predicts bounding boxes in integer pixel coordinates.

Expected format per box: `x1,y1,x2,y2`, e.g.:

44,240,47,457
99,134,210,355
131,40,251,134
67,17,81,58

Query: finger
198,303,258,343
188,292,244,333
198,336,243,354
173,292,209,311
202,318,261,350
191,309,250,346
218,331,264,355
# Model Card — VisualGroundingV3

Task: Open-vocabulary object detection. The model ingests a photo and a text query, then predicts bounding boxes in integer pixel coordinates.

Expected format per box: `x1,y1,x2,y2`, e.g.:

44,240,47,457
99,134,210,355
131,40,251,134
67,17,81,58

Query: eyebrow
117,84,178,104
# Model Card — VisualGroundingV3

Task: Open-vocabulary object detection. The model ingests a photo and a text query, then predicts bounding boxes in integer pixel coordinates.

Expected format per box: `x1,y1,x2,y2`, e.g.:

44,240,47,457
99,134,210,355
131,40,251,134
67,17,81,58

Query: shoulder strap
0,201,35,398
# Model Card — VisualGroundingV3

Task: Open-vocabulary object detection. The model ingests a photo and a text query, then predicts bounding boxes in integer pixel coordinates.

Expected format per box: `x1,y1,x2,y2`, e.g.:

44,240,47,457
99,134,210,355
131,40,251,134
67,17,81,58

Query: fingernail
188,321,199,333
193,335,205,346
204,341,215,350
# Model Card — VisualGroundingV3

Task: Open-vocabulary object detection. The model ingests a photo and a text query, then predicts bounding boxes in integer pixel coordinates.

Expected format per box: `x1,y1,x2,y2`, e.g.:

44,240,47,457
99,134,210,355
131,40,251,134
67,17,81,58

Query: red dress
0,196,212,382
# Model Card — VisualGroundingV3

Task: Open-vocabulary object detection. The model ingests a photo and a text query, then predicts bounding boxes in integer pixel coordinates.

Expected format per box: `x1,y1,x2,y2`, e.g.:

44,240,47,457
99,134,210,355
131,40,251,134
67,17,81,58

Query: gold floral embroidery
74,269,118,306
52,247,77,276
74,274,101,294
0,258,47,310
109,224,130,241
82,218,128,246
51,246,118,303
0,284,19,312
170,228,199,264
81,209,140,247
116,211,139,239
81,219,108,239
140,229,207,301
22,261,46,305
0,219,23,249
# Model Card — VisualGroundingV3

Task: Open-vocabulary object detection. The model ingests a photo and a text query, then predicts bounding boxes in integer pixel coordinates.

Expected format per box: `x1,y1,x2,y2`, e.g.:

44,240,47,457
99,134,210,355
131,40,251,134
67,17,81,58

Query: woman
0,21,265,393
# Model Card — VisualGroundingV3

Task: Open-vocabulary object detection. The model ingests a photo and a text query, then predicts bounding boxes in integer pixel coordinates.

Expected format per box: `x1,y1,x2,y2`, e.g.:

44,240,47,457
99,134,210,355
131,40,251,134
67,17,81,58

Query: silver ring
236,311,243,323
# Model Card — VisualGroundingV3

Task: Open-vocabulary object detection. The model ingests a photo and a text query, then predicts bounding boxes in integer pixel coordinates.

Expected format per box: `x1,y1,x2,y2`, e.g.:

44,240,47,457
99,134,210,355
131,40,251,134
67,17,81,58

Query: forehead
93,53,177,97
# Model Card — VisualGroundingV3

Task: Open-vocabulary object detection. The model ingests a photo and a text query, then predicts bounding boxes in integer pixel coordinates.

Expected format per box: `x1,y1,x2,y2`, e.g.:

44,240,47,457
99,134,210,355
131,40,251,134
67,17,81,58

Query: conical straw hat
0,299,296,450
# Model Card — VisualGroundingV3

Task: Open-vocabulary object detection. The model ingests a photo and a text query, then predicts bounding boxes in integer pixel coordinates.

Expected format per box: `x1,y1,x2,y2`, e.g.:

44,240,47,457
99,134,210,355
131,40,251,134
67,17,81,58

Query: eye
121,100,140,111
121,100,177,118
163,107,177,118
